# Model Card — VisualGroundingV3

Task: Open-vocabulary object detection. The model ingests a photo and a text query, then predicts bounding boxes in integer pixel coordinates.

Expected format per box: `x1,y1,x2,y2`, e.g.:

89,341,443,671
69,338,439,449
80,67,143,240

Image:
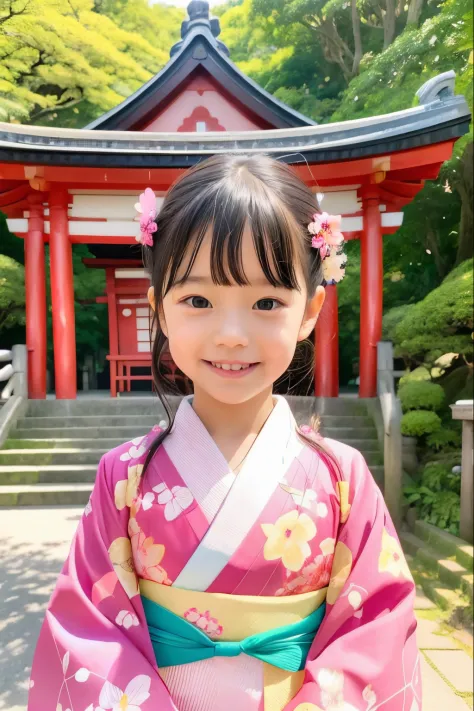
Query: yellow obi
140,579,327,711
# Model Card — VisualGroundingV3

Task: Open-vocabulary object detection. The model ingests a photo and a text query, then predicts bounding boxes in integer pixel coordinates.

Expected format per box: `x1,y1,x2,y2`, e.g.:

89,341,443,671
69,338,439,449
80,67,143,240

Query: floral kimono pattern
28,396,421,711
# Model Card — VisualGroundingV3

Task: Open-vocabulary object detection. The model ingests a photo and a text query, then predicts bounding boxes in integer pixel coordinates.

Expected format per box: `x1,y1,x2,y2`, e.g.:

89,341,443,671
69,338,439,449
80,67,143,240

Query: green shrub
403,472,461,534
398,367,431,388
401,410,442,437
426,428,462,452
399,381,445,412
421,462,461,494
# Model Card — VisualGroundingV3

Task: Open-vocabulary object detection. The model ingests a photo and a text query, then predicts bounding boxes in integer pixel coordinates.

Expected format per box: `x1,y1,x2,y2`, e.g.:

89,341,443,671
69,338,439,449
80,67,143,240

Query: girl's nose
213,312,249,349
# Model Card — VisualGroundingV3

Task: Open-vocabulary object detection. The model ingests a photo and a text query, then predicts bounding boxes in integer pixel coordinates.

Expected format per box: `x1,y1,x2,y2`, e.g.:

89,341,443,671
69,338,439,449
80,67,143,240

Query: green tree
0,254,25,332
0,0,180,126
94,0,183,51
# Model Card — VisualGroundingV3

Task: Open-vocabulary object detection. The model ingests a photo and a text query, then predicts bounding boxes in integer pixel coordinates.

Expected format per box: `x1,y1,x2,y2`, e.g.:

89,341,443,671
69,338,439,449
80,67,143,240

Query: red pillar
315,284,339,397
25,194,47,399
49,189,77,399
360,191,383,397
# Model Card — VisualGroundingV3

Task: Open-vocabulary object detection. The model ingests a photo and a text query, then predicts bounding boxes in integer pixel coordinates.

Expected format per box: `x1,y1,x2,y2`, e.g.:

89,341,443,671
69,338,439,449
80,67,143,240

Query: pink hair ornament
134,187,158,247
308,211,347,285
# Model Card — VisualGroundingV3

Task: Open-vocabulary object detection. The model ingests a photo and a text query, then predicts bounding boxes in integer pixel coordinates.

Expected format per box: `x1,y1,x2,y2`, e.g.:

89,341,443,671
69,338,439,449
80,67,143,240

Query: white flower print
362,684,377,710
153,483,194,521
279,484,328,518
141,492,155,511
84,496,92,517
317,668,360,710
97,674,151,711
75,668,90,682
120,436,148,462
116,610,140,629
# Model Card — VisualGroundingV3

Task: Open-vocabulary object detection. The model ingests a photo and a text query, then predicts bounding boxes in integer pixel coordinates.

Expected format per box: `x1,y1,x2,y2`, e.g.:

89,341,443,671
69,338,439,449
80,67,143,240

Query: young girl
28,154,421,711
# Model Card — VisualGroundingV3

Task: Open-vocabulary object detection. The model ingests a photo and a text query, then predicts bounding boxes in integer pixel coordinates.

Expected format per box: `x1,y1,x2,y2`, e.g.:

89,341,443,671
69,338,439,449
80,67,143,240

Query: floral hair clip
308,211,347,285
134,187,157,247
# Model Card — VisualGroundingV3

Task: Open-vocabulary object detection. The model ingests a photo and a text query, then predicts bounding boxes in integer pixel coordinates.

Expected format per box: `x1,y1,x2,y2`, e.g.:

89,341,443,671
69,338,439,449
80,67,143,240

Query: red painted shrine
0,2,470,400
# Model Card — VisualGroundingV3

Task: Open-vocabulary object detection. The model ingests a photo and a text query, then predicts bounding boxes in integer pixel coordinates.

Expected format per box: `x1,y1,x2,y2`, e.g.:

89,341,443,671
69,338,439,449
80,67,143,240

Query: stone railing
377,341,403,528
0,345,28,448
451,400,474,543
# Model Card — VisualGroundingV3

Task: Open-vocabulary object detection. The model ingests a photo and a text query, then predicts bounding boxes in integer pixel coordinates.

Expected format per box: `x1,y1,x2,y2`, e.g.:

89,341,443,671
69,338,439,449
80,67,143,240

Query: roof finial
188,1,209,22
170,0,229,57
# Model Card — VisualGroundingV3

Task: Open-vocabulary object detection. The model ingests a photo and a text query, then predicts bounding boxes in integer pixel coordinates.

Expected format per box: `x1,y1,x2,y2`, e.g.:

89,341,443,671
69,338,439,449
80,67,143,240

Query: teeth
210,362,251,371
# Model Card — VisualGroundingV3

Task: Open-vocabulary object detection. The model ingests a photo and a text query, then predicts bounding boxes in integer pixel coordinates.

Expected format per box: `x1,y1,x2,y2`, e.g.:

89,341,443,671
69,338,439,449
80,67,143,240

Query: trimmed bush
398,367,431,388
399,380,445,413
401,410,442,437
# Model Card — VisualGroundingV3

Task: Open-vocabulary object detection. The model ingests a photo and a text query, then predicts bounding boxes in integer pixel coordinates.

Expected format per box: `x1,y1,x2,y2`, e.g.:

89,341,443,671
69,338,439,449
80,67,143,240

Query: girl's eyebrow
177,275,281,287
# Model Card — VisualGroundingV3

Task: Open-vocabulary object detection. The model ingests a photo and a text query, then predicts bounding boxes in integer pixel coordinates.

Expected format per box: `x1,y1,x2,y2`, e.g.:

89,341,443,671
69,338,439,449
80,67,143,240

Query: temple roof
0,72,469,168
84,0,315,131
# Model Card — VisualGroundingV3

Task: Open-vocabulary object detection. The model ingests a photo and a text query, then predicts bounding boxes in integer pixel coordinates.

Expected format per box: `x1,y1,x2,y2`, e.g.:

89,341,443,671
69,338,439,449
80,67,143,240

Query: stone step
16,415,164,429
11,425,161,440
0,483,92,507
406,554,472,621
25,396,169,418
401,531,473,603
0,464,98,485
16,414,376,430
25,395,374,418
0,459,384,494
414,520,474,572
3,434,379,451
0,444,383,469
0,448,110,467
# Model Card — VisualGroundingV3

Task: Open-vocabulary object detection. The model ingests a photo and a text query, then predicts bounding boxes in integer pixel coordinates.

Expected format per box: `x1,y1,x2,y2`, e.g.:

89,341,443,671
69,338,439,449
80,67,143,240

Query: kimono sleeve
286,448,421,711
28,451,177,711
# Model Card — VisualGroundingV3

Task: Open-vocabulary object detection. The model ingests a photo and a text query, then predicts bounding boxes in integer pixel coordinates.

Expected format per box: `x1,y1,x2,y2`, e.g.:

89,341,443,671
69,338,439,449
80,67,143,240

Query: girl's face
150,225,324,406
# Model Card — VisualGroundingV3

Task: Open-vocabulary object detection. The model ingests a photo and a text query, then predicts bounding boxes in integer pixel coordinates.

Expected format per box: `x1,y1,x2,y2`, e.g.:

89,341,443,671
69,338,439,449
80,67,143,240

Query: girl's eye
254,298,281,311
185,296,211,309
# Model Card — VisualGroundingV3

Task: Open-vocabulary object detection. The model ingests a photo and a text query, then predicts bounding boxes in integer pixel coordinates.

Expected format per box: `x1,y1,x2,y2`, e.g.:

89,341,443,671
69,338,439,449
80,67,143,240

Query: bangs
161,177,302,294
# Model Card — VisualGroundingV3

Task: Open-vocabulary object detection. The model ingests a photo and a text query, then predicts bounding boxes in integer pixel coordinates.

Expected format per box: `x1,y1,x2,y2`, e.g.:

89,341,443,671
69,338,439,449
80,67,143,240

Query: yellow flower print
114,464,143,511
294,705,324,711
326,541,352,605
108,537,139,598
261,510,316,572
379,528,413,580
337,481,351,524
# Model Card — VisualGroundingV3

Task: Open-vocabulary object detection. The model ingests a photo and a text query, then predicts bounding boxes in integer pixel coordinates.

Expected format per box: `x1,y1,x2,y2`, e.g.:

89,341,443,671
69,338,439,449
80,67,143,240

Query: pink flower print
184,608,223,638
128,517,172,585
153,482,194,521
134,187,158,247
115,609,140,629
276,553,334,596
311,234,329,259
309,212,344,248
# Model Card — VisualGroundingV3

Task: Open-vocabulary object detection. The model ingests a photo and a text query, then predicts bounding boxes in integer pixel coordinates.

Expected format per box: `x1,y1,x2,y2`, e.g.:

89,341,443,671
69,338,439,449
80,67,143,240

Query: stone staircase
401,520,473,624
0,395,384,507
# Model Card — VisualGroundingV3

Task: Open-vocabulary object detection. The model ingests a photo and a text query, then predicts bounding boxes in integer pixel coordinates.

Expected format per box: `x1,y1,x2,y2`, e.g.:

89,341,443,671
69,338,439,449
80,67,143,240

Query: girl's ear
148,286,168,337
298,285,325,341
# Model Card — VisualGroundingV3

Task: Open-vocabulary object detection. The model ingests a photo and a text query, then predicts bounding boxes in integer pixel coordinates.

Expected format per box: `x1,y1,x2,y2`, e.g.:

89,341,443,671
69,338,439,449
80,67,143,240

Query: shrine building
0,0,470,400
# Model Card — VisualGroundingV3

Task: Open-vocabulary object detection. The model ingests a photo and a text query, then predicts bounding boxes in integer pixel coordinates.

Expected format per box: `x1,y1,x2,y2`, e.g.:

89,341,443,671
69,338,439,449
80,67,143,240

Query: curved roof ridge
85,20,316,131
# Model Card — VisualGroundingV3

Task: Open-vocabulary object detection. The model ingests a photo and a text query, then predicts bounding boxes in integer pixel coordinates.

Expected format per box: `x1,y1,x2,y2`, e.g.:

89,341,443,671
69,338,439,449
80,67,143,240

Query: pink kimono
28,396,421,711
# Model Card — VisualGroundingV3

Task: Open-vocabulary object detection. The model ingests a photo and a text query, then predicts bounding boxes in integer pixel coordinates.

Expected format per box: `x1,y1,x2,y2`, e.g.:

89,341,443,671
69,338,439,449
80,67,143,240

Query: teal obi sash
141,595,326,672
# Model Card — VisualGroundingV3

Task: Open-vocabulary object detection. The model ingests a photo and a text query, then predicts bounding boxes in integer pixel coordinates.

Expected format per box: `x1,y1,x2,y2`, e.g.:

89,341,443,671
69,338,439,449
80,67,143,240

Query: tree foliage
391,259,473,366
0,0,181,126
0,254,25,332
